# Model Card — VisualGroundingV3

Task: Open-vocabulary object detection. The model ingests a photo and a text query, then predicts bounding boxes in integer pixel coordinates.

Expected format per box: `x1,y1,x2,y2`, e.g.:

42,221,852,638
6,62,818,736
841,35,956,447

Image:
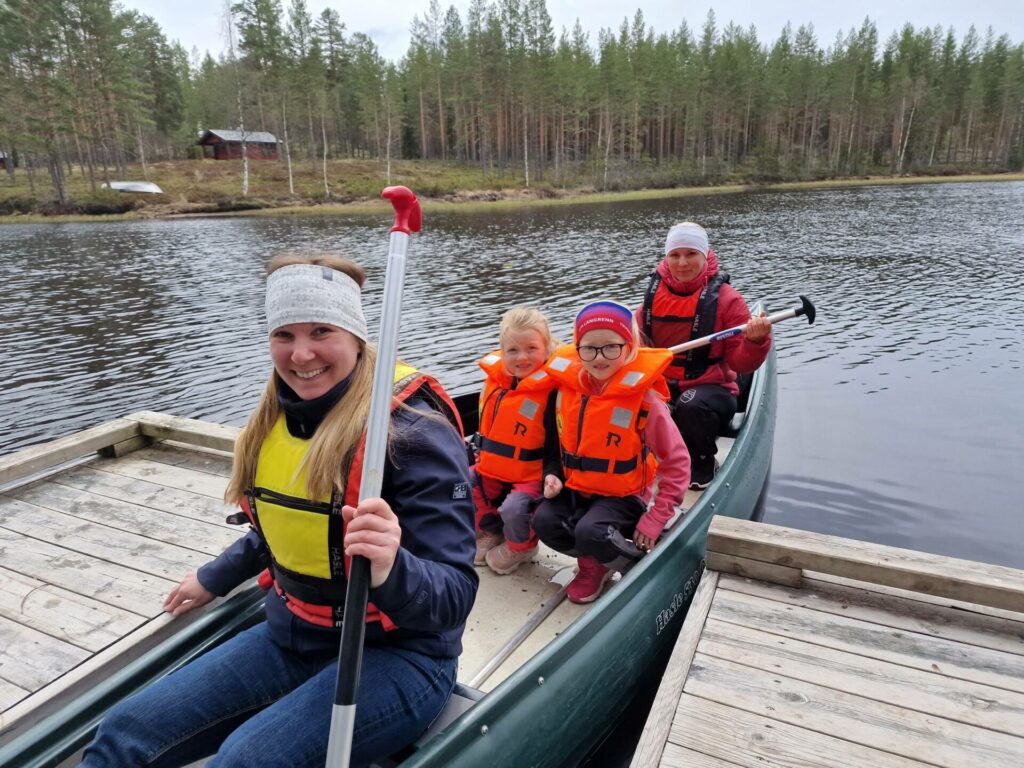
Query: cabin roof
197,129,279,145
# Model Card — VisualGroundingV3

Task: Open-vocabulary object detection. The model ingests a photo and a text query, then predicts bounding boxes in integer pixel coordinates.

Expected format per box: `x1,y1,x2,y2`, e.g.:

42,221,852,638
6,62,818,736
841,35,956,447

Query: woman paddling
637,222,772,489
79,254,477,768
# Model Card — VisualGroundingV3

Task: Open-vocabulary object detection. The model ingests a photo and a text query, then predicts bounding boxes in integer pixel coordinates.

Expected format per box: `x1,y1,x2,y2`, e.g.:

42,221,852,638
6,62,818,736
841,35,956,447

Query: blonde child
534,301,690,603
473,307,558,575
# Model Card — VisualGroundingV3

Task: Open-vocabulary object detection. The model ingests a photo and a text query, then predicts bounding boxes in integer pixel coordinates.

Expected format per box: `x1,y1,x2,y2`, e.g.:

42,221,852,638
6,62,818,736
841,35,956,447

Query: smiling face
502,328,548,379
269,323,362,400
577,328,631,382
665,247,707,282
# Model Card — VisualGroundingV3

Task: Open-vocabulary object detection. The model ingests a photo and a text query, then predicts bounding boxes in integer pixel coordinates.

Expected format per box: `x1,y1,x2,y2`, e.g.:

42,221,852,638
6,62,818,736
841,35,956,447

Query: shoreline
3,171,1022,225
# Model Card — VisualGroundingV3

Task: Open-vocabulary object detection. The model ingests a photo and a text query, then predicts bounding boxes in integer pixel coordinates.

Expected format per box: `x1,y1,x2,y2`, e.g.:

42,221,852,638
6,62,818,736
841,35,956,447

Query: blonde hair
225,253,377,503
499,306,559,355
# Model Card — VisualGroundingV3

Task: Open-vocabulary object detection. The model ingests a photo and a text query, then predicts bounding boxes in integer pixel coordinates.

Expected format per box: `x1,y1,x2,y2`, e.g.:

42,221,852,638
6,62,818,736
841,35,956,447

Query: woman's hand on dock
164,571,215,616
543,474,563,499
343,497,402,588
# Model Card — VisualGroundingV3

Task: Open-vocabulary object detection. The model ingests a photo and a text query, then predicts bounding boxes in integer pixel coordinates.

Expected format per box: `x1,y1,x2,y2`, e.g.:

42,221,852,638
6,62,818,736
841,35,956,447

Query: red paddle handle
382,186,421,234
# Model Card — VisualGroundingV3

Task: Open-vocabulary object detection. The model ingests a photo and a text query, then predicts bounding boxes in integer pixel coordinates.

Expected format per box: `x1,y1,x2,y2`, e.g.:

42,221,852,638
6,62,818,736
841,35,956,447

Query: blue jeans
79,623,457,768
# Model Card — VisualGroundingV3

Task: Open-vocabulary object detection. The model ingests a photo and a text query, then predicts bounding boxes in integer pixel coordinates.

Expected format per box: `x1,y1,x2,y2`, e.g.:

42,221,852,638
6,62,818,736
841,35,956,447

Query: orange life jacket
476,351,555,483
544,345,672,497
233,367,462,629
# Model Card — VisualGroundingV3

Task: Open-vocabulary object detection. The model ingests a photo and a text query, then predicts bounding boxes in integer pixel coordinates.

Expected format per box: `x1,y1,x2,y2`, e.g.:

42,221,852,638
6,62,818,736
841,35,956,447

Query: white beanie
664,222,709,257
265,263,368,341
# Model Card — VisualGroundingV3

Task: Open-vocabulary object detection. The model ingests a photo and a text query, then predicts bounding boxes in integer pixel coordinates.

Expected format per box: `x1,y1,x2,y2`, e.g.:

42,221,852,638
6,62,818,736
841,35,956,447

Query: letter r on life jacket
514,421,528,436
606,432,621,448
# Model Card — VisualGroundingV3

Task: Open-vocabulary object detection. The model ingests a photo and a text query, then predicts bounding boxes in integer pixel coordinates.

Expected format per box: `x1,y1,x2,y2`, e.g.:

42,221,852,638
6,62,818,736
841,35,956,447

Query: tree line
2,0,1023,204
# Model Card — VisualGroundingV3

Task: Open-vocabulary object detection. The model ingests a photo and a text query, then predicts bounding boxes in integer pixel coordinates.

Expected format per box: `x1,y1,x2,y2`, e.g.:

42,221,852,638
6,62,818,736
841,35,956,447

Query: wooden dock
0,412,247,742
631,516,1024,768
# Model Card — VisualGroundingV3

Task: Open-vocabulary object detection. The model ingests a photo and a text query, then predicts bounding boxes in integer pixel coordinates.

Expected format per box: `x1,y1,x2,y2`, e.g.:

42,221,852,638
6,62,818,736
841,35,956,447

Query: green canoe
0,348,775,768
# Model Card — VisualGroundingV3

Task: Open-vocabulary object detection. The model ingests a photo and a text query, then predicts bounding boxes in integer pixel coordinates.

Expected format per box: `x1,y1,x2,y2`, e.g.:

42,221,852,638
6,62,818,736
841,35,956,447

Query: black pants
533,491,645,570
670,382,737,482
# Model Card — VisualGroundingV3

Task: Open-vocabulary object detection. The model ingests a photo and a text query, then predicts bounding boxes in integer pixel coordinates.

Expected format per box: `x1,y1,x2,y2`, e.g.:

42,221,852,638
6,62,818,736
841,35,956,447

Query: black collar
277,374,353,438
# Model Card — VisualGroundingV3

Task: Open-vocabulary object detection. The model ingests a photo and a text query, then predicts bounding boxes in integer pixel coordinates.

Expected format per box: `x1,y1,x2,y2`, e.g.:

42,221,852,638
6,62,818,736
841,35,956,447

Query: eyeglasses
577,343,627,362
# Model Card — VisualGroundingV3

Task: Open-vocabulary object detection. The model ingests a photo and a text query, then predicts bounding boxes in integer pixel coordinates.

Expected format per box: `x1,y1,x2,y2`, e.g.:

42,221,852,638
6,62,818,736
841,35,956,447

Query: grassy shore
2,158,1022,224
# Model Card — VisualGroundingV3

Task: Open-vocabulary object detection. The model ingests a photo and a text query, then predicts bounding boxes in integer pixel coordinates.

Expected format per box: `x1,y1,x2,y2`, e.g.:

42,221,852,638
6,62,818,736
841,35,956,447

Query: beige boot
485,542,537,575
474,530,505,566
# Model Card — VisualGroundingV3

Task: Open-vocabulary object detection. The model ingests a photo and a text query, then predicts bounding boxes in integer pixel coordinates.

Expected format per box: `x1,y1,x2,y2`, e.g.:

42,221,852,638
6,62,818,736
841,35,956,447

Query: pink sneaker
567,557,612,603
485,542,538,575
475,530,504,566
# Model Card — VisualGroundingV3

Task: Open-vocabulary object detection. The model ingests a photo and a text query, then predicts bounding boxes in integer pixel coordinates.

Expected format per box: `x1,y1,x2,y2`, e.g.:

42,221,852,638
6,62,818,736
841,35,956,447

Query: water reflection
1,181,1022,567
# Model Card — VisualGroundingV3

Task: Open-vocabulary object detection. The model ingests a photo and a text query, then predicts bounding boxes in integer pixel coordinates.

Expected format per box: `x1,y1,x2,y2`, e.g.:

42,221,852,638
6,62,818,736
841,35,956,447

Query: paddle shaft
326,188,419,768
667,295,815,355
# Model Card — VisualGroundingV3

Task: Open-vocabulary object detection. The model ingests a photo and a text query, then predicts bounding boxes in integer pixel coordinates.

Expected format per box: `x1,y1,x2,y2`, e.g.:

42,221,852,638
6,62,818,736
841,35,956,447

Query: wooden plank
706,517,1024,613
684,654,1024,767
91,456,228,500
699,617,1024,735
130,411,239,454
0,496,210,580
0,419,139,487
52,465,238,528
812,571,1024,623
669,695,932,768
710,587,1024,694
0,526,175,612
0,678,29,713
630,570,719,768
0,565,145,652
138,441,234,477
0,616,90,691
98,435,152,458
705,551,802,587
720,573,1024,657
11,480,240,557
659,742,743,768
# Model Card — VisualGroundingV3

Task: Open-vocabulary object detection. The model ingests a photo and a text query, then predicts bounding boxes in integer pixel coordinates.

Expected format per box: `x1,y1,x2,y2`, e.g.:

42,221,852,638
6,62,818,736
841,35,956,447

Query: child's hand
543,474,563,499
634,532,657,553
745,312,771,344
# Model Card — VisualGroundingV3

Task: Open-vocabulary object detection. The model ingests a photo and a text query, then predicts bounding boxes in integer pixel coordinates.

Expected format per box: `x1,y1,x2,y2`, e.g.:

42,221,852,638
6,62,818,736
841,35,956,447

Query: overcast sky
128,0,1024,63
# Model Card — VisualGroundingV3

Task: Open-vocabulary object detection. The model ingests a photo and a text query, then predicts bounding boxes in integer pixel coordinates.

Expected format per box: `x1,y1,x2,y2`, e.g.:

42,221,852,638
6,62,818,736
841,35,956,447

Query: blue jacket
198,396,478,659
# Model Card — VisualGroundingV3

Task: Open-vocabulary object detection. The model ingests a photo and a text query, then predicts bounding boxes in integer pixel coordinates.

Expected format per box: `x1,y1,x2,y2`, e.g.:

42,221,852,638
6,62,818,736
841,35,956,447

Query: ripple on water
2,181,1022,566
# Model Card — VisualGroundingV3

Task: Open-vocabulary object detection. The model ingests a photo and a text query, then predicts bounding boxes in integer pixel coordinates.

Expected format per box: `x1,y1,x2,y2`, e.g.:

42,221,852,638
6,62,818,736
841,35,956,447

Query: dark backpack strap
641,271,661,342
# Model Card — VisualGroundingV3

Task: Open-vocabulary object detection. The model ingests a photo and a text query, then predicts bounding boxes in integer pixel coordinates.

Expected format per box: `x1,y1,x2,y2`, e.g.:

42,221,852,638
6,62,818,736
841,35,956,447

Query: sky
129,0,1024,64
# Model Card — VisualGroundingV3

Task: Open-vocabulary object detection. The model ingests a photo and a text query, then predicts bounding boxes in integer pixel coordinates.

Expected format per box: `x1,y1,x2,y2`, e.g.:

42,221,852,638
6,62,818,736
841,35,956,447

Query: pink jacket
636,391,689,540
636,253,771,396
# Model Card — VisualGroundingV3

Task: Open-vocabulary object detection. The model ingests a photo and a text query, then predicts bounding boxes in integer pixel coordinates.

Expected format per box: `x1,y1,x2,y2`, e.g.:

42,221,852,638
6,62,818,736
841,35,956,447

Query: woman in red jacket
637,222,772,489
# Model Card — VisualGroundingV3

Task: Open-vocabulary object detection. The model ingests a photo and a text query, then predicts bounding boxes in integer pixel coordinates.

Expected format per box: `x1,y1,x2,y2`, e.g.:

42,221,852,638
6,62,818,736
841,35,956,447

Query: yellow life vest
241,363,461,628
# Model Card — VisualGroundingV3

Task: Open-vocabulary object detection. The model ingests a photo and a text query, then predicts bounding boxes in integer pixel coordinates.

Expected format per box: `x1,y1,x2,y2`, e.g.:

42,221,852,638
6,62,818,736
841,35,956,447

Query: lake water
3,181,1021,570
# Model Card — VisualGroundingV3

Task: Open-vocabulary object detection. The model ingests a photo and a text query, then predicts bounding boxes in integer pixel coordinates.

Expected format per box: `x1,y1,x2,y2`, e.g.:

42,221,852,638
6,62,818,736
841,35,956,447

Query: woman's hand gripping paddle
666,295,816,355
326,186,421,768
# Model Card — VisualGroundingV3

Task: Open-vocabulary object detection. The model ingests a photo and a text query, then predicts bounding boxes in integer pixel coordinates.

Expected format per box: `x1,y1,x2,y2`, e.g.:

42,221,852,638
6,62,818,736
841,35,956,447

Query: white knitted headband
265,263,368,341
664,223,709,257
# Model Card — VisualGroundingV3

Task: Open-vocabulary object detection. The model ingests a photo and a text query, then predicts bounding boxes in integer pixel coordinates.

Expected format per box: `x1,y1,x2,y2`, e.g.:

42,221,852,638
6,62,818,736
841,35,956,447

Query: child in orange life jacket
473,307,559,575
534,301,690,604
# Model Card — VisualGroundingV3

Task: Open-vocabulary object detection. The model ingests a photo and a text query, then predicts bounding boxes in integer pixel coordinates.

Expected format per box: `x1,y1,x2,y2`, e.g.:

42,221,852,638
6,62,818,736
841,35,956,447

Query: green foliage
0,0,1022,209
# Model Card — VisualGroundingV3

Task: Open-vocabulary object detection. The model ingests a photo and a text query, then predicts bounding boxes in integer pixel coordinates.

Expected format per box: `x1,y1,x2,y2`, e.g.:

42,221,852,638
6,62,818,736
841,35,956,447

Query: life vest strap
479,435,544,462
561,451,639,475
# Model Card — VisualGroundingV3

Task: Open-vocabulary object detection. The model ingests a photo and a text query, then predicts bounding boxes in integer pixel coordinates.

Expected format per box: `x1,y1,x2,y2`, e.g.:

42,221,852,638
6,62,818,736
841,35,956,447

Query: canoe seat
719,370,753,438
374,683,485,766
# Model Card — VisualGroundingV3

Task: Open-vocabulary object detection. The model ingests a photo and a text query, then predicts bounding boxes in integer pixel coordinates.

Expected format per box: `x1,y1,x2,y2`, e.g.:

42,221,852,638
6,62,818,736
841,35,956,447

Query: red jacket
636,253,771,395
